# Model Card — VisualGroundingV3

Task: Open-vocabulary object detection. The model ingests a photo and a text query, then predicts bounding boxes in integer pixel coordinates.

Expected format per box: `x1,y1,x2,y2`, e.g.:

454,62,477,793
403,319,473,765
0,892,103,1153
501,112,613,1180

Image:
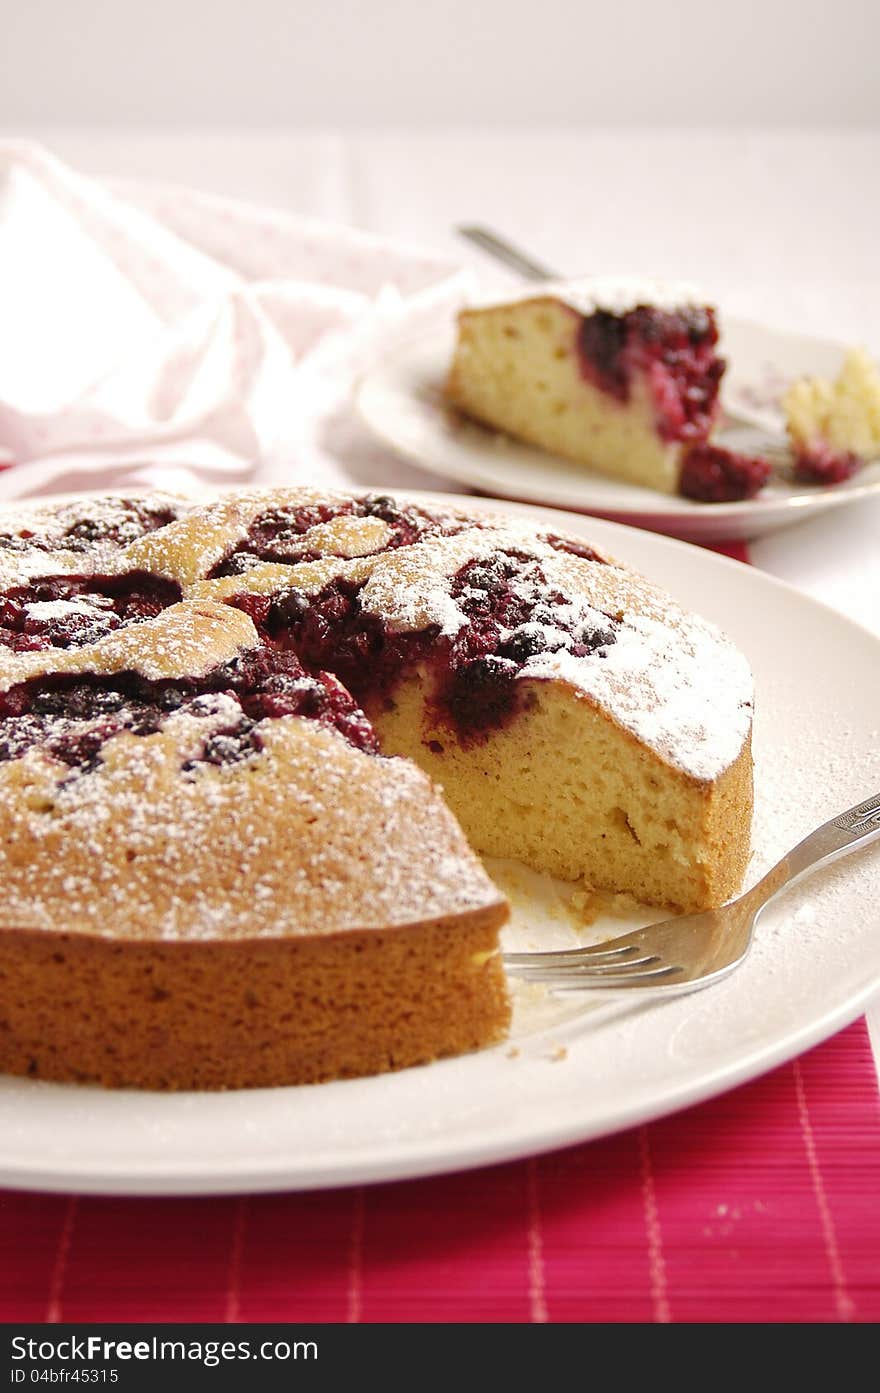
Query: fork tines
503,942,685,988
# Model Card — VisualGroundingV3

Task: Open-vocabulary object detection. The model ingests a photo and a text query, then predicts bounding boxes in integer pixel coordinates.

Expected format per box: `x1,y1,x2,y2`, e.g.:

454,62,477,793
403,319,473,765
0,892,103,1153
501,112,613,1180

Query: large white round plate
355,323,880,543
1,492,879,1196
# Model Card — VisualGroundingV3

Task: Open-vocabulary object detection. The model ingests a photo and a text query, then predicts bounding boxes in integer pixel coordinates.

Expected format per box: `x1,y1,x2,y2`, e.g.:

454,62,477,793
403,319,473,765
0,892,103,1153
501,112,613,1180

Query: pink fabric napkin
0,142,470,502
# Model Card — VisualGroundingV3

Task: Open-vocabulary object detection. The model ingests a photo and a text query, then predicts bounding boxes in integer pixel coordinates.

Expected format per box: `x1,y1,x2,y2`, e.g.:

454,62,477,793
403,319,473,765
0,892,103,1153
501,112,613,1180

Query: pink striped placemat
1,1019,878,1323
1,539,879,1324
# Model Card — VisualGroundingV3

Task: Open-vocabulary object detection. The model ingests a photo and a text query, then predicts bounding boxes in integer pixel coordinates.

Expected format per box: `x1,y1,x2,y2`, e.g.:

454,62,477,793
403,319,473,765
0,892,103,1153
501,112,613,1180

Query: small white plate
355,323,880,542
0,491,878,1195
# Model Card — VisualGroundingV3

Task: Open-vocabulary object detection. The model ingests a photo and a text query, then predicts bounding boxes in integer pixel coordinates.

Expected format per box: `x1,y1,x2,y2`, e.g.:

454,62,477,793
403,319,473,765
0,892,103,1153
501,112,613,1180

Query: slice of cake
446,280,771,501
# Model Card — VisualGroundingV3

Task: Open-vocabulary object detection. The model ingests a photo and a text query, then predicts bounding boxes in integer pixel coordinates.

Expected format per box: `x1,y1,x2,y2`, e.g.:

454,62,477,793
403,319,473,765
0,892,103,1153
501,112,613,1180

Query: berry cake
0,487,754,1091
446,279,771,501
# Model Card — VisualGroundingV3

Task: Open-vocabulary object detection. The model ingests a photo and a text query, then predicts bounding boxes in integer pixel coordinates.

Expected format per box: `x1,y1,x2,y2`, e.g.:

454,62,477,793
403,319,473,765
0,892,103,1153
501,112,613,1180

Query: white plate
1,492,879,1196
355,323,880,542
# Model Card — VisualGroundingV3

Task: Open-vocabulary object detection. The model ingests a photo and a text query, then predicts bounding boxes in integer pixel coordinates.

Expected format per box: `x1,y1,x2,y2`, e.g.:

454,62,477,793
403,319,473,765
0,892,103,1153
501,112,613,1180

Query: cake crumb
569,884,645,927
471,948,499,967
784,345,880,460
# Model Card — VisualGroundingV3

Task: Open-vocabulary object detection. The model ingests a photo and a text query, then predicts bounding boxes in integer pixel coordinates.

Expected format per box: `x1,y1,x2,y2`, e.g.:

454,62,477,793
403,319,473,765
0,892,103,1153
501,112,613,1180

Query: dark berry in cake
679,444,772,502
199,725,262,767
449,554,536,630
219,552,263,577
577,306,725,444
0,573,181,652
443,655,519,735
268,587,310,628
791,443,863,486
497,623,563,663
0,636,380,774
578,312,630,398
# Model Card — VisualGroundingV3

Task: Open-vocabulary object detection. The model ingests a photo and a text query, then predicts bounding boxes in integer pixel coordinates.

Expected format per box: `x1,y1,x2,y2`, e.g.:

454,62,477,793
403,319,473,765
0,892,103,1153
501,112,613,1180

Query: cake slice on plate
446,279,770,500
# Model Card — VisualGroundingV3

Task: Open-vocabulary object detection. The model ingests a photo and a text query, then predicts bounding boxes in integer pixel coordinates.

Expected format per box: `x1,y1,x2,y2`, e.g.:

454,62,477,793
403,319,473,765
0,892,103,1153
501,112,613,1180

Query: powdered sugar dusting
0,601,257,692
22,598,113,622
360,524,753,781
526,613,753,782
0,718,500,941
474,276,706,318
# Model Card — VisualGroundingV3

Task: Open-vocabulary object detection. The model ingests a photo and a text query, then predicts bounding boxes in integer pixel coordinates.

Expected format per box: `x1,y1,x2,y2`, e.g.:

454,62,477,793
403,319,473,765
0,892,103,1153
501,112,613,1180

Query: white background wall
3,0,880,126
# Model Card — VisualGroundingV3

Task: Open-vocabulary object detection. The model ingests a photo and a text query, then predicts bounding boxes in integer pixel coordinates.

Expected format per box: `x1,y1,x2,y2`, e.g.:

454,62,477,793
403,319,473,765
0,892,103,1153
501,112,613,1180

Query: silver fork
504,791,880,998
456,225,556,282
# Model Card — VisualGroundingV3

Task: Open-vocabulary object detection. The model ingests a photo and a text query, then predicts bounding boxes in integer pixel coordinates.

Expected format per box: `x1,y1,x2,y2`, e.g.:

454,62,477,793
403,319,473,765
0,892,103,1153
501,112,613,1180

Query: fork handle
752,789,880,912
456,226,559,283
